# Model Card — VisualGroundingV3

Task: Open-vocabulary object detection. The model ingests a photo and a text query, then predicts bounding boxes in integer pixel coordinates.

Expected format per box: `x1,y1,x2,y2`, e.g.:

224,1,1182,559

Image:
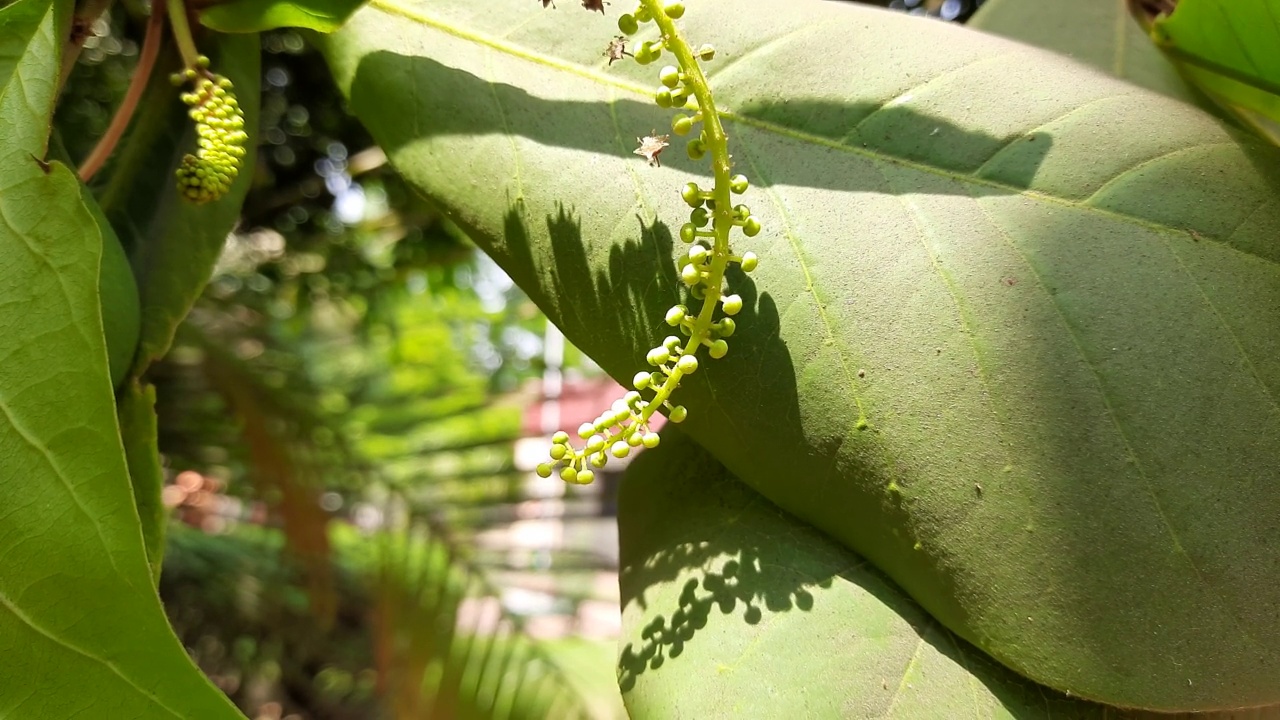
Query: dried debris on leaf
604,36,632,65
634,134,670,167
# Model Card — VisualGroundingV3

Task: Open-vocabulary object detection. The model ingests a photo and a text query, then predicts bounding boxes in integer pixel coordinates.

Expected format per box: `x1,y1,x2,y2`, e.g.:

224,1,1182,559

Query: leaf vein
972,195,1260,653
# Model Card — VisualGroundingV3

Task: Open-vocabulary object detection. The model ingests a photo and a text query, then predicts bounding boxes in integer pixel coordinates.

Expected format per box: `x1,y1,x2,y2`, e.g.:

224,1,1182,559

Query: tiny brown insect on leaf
604,36,631,65
582,0,607,12
537,0,554,8
634,134,670,167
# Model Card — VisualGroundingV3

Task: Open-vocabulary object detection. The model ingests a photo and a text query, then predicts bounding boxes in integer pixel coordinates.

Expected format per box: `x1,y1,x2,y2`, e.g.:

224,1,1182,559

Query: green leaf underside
968,0,1210,110
117,382,167,585
1151,0,1280,141
620,428,1118,719
324,0,1280,710
97,31,260,375
0,0,243,716
198,0,367,34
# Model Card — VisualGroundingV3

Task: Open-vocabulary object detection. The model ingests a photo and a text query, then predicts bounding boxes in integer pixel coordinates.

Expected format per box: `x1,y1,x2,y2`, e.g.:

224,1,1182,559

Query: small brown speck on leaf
582,0,606,11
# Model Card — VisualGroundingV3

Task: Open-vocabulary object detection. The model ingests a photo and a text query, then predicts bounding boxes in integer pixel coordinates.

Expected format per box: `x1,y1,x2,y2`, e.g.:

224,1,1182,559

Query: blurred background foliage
53,0,982,717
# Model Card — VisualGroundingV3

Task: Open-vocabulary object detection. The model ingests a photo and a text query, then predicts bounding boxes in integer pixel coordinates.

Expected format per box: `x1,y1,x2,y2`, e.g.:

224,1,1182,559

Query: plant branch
78,1,165,182
636,0,731,430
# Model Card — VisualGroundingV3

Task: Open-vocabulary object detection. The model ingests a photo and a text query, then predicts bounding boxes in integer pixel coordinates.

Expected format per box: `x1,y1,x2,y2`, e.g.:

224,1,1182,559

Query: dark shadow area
348,52,1055,196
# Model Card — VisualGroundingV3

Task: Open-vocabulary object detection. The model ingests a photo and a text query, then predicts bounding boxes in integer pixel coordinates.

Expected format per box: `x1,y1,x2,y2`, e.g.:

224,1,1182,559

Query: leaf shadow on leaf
347,51,1056,196
617,427,1124,718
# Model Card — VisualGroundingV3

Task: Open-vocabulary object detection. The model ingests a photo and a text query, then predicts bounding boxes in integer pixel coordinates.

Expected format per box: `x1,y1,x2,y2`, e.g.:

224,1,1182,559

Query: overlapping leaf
620,428,1117,719
0,0,245,715
198,0,367,33
1148,0,1280,143
323,0,1280,710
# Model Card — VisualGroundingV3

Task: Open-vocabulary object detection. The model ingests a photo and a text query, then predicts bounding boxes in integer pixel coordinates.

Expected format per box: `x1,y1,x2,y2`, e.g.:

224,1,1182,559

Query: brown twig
77,1,165,183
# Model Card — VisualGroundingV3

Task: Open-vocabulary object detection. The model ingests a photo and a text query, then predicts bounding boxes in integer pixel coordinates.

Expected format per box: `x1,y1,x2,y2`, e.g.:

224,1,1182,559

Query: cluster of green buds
169,56,247,204
538,0,762,485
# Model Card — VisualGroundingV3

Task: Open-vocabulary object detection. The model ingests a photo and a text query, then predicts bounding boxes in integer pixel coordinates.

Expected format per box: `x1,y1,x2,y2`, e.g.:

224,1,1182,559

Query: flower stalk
539,0,762,484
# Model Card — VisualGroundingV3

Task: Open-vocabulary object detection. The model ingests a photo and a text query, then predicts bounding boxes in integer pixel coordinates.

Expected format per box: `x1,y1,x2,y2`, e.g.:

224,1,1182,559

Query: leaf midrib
365,0,1268,262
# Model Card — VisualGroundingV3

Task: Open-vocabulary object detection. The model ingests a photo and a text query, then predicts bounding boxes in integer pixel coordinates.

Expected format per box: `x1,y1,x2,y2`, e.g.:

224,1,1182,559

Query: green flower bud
722,294,743,316
577,469,595,484
591,453,608,468
578,422,595,438
642,432,661,449
696,43,716,60
679,223,697,243
686,139,706,160
628,432,645,447
743,216,762,237
655,88,674,108
618,13,639,34
665,305,686,325
648,347,671,366
634,371,652,390
552,430,569,444
709,339,729,359
636,40,661,63
659,65,681,88
741,252,759,272
611,441,631,459
718,318,736,337
680,263,702,286
663,336,682,351
687,245,708,264
669,405,688,423
690,207,709,227
664,2,685,18
672,114,694,136
586,435,606,453
561,466,578,482
730,174,749,194
682,182,702,208
550,443,567,460
536,463,553,478
676,354,699,374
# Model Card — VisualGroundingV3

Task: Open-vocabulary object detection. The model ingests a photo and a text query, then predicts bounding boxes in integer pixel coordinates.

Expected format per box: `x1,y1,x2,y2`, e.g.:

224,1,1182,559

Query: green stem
636,0,734,429
165,0,200,68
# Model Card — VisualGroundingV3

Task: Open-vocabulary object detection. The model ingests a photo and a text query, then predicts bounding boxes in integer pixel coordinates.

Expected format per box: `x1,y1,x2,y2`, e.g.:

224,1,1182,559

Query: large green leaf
1148,0,1280,143
198,0,367,33
620,427,1115,719
323,0,1280,710
95,31,259,376
0,0,244,715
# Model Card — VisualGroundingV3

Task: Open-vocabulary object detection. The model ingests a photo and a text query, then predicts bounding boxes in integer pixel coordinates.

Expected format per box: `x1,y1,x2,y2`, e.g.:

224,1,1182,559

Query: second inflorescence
170,56,248,205
538,0,763,485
